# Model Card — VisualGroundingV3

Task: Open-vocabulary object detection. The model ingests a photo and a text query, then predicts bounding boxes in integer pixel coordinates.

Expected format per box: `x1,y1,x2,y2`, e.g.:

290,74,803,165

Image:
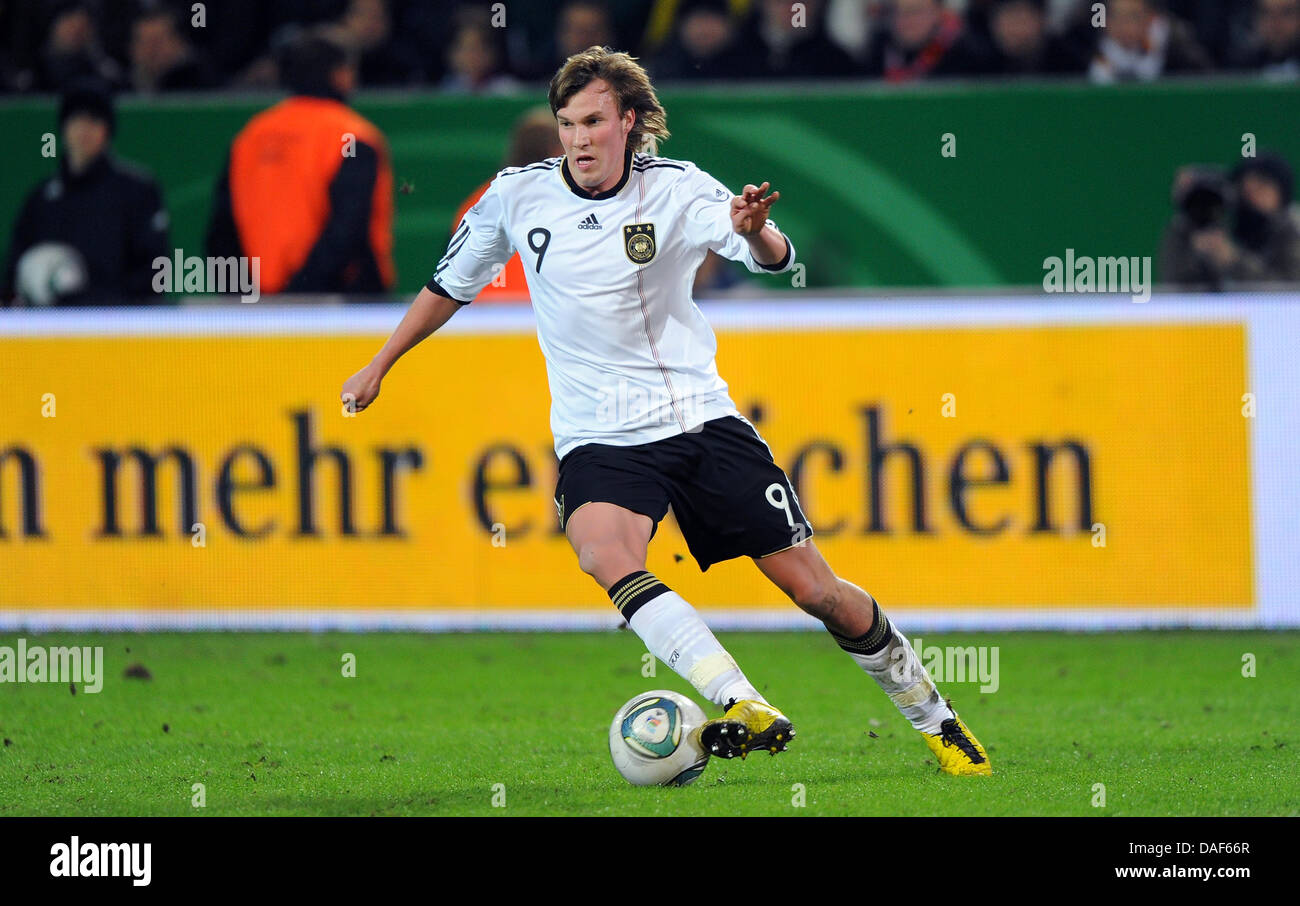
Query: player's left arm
683,167,794,273
730,181,789,267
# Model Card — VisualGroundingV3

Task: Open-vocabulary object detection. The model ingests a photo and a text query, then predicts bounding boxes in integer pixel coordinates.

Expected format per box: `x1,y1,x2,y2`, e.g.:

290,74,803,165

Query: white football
15,242,88,306
609,690,709,787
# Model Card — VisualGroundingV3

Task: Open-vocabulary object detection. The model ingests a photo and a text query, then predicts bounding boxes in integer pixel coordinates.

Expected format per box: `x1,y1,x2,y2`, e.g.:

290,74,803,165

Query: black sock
828,596,891,655
607,570,670,621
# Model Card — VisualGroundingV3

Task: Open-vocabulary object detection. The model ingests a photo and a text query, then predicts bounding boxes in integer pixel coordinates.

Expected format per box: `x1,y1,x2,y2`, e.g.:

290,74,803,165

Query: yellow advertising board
0,319,1252,611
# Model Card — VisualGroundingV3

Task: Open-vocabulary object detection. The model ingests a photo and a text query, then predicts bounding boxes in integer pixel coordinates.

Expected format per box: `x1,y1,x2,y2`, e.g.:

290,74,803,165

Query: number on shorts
765,482,795,528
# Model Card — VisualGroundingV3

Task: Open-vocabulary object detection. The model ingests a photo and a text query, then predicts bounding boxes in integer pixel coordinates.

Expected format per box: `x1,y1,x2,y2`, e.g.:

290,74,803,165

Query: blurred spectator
451,107,565,303
220,1,380,92
1163,0,1254,67
824,0,884,60
1088,0,1212,83
503,107,565,170
3,83,170,306
1053,0,1106,66
650,0,759,80
378,0,467,86
864,0,993,81
636,0,708,59
330,0,424,86
31,2,125,93
1160,153,1300,287
557,1,617,60
174,0,274,87
129,7,216,92
984,0,1085,75
498,0,655,79
1043,0,1087,33
963,0,1002,44
1159,164,1233,288
505,0,618,79
206,34,396,295
440,6,519,94
738,0,857,79
1230,0,1300,79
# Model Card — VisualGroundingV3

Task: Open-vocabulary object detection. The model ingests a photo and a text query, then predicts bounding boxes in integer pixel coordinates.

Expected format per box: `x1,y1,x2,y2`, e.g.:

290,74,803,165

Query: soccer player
341,47,990,775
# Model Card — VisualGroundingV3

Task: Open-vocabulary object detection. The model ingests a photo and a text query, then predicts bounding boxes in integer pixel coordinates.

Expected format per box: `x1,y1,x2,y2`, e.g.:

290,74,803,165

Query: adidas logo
577,213,602,230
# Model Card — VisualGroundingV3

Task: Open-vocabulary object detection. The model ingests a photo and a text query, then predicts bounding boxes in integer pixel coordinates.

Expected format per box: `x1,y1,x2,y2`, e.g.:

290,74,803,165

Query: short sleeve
426,177,515,304
679,166,795,274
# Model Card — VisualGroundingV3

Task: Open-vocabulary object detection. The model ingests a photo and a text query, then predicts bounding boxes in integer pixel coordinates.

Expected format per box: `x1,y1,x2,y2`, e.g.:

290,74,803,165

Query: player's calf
830,598,993,776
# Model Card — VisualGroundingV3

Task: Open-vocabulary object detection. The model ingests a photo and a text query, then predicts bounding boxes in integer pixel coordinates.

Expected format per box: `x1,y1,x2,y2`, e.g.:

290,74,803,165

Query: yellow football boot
921,714,992,776
699,699,794,759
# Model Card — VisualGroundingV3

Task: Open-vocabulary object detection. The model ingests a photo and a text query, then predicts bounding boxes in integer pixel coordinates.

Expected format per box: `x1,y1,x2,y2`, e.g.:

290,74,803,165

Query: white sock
624,588,764,708
832,601,951,734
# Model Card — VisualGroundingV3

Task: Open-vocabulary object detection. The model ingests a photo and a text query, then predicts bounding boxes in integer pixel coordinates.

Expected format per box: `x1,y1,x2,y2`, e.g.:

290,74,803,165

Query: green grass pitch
1,630,1295,816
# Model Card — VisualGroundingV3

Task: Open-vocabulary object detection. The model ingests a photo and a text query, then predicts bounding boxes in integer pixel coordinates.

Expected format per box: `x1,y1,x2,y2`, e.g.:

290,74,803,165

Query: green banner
3,79,1297,292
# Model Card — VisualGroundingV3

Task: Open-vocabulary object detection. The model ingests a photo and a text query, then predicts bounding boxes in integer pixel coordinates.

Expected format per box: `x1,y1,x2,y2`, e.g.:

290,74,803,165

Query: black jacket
3,153,170,305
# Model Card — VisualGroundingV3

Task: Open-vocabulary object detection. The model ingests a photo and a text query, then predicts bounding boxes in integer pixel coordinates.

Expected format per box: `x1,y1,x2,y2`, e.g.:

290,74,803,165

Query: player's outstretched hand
341,362,383,414
731,182,780,236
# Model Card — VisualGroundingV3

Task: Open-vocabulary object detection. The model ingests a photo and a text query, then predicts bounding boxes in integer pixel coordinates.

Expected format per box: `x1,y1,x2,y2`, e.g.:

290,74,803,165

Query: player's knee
576,540,639,586
576,540,608,578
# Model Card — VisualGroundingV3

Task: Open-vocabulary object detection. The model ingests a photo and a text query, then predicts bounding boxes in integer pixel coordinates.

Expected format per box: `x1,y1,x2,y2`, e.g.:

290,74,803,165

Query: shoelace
939,719,986,763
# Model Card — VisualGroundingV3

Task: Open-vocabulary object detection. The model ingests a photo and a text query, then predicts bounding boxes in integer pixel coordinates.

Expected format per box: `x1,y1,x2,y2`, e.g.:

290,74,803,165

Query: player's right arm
340,287,461,411
340,177,514,412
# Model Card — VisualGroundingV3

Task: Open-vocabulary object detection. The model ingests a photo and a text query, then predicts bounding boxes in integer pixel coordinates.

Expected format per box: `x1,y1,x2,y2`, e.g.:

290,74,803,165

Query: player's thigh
752,539,837,609
564,501,654,589
669,417,813,569
555,442,671,587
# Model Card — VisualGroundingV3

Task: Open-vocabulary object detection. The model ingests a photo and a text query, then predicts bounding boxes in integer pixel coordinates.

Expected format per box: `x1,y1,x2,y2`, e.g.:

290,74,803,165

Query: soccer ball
15,242,88,306
609,690,709,787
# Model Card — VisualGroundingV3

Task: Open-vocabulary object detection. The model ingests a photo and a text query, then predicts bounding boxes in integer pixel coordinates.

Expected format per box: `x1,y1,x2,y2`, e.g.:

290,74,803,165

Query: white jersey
428,149,796,459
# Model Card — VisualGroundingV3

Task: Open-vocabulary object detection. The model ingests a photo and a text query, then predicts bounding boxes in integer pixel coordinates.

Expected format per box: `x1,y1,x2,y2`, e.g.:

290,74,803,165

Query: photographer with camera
1159,152,1300,290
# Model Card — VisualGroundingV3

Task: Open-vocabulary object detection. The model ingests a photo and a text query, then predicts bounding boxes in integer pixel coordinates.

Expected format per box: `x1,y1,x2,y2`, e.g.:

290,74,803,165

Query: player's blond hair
548,46,669,155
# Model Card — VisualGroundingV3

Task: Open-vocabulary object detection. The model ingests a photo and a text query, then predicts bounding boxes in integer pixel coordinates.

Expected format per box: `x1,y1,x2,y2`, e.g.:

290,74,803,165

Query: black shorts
554,416,814,571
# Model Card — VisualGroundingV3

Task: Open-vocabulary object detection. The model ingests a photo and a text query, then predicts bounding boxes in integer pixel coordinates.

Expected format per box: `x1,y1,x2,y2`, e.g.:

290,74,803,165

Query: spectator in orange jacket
206,33,395,296
451,107,564,304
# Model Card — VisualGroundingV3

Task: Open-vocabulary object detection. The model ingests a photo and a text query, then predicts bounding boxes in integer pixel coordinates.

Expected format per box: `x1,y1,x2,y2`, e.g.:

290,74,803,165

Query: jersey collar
560,148,633,201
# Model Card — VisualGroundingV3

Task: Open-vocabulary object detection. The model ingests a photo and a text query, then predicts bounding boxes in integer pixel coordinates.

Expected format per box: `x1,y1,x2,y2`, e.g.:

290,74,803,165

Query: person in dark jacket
3,83,170,306
984,0,1087,76
1088,0,1213,83
1229,0,1300,79
738,0,857,79
1160,153,1300,288
206,33,395,296
863,0,994,82
649,0,762,81
128,7,218,93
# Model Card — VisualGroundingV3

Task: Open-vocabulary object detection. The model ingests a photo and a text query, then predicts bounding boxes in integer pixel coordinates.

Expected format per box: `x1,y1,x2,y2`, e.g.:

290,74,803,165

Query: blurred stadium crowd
3,0,1298,94
3,0,1299,306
